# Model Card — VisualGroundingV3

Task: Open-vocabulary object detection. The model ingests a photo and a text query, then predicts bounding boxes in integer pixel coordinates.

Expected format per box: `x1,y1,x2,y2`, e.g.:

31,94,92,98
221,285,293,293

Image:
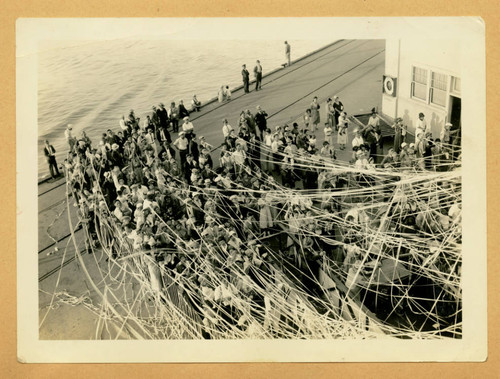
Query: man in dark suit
43,140,60,179
178,100,190,120
254,105,268,140
254,60,263,91
242,64,250,93
158,103,169,129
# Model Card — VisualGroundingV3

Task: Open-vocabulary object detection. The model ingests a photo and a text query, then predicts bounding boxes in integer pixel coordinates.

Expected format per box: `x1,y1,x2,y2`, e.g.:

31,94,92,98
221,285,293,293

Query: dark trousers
171,119,179,132
48,156,60,178
255,73,262,91
243,80,249,93
179,149,188,170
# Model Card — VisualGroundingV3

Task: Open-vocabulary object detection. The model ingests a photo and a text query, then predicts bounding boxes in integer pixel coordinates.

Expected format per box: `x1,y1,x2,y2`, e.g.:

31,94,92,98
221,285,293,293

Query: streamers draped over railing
46,134,461,340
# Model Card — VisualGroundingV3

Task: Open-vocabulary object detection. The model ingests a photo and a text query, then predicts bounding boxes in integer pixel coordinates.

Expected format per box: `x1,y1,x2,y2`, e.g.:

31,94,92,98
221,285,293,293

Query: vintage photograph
18,18,486,362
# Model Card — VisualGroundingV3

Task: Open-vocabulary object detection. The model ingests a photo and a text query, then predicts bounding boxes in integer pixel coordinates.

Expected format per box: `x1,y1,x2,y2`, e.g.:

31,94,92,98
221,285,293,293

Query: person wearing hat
399,142,412,169
157,122,172,149
440,122,453,145
241,64,250,93
43,140,60,179
368,108,382,147
182,116,194,140
392,117,404,153
173,131,189,169
169,102,179,132
332,96,344,130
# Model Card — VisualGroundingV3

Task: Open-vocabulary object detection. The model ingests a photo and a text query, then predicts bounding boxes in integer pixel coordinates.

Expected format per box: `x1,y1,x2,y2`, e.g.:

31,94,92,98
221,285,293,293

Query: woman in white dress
262,128,273,173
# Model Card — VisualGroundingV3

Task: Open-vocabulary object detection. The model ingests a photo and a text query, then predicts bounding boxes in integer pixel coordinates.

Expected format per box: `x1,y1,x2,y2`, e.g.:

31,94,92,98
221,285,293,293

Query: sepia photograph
17,17,486,362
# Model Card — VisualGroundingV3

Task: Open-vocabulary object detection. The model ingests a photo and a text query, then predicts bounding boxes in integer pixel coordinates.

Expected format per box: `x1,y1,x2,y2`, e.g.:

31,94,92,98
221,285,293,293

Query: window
411,67,428,101
451,76,461,95
430,72,448,107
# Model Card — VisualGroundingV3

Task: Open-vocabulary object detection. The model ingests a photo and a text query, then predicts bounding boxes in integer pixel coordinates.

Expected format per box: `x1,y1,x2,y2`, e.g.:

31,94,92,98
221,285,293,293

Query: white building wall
382,39,461,138
381,39,400,119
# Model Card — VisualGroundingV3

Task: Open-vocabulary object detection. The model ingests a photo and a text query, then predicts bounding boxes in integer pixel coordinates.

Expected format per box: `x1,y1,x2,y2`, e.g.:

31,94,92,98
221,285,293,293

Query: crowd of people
53,87,462,336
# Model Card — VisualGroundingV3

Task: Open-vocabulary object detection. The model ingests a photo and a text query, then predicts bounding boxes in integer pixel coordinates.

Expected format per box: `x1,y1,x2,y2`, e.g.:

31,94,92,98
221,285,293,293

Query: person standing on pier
310,96,320,131
173,131,189,169
43,140,60,179
254,60,263,91
332,96,344,130
65,124,75,151
242,64,250,93
255,105,268,141
169,102,180,133
178,100,190,120
222,118,233,139
182,116,195,141
158,103,169,130
284,41,291,67
392,117,404,153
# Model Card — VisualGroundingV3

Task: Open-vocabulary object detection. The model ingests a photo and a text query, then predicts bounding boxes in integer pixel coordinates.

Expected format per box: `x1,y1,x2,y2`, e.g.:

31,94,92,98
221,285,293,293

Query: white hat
183,116,189,121
445,122,453,127
179,131,186,136
401,142,408,148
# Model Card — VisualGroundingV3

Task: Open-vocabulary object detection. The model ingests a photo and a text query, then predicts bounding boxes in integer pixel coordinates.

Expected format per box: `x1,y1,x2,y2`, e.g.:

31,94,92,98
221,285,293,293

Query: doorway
449,95,461,158
449,96,461,129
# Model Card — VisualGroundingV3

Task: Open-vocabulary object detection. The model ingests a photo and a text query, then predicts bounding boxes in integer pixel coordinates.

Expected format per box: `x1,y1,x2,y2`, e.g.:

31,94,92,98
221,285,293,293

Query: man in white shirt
222,119,233,138
173,131,189,168
182,116,194,140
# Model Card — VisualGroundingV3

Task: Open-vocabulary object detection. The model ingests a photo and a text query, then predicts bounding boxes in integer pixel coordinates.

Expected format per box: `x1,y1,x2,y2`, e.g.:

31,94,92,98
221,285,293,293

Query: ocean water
37,39,331,179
